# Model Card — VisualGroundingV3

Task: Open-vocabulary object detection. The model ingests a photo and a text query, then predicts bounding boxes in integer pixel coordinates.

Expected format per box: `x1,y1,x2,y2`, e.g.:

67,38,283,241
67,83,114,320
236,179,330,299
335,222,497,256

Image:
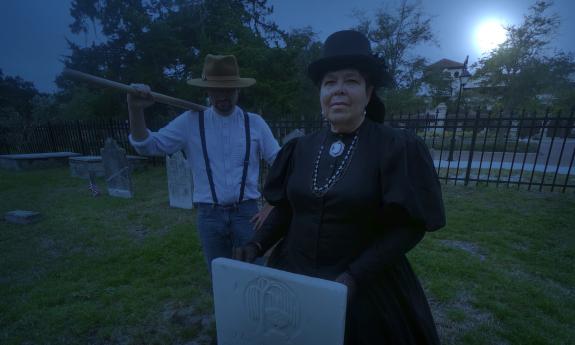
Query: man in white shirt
127,54,280,273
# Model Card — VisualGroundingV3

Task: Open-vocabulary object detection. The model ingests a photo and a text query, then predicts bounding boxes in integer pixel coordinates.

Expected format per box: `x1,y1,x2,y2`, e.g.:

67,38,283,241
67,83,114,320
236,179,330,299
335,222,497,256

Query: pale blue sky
1,0,573,93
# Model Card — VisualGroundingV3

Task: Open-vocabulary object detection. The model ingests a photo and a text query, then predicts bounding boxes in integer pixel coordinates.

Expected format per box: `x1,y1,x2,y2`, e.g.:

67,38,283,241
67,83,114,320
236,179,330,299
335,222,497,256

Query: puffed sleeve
262,138,298,207
251,138,298,252
380,129,445,231
347,129,445,283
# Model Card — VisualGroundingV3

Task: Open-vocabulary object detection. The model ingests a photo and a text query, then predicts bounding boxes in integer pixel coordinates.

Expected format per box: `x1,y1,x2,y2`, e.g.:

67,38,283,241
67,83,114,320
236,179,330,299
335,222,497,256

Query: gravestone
69,156,106,178
101,138,133,198
5,210,42,224
281,129,305,146
69,155,148,178
166,151,194,209
0,152,81,171
212,258,347,345
508,120,519,139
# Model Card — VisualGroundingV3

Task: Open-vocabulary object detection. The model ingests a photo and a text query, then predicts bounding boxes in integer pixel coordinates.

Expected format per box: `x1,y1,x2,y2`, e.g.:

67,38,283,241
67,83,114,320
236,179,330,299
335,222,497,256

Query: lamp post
447,64,471,162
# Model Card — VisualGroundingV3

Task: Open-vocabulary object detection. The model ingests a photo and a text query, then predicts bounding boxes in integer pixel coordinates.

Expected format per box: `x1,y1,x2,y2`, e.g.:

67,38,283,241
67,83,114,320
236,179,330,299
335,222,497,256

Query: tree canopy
56,0,322,121
473,0,575,111
2,0,573,126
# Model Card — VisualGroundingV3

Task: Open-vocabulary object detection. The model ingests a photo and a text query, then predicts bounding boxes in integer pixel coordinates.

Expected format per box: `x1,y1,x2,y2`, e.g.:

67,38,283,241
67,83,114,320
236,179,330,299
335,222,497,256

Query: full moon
475,19,508,53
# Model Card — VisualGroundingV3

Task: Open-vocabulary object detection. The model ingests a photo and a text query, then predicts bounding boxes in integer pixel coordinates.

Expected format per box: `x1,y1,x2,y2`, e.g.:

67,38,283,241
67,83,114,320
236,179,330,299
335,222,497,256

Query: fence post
562,106,575,192
464,107,481,186
76,120,87,155
447,110,459,161
47,121,58,152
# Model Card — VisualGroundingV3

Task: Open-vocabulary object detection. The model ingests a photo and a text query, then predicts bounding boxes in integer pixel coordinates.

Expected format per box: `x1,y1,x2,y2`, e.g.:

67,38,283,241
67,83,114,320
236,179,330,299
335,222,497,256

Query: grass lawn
1,166,574,344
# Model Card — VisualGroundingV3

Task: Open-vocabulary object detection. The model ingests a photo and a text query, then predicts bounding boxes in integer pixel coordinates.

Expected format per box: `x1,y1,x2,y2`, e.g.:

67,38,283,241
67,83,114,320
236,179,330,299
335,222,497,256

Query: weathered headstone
166,151,194,209
69,155,105,178
101,138,133,198
212,258,347,345
69,155,148,178
281,129,305,146
0,152,81,171
5,210,42,224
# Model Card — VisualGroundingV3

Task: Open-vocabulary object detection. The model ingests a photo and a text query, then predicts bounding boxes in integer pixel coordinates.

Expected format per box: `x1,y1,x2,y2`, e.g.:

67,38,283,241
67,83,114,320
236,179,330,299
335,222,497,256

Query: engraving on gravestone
244,277,300,341
101,138,133,198
166,151,194,209
212,258,347,345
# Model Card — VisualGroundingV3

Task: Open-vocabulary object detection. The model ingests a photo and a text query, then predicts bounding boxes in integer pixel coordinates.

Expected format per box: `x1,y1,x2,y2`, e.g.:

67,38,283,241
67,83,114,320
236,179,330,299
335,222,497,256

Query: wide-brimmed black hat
308,30,389,87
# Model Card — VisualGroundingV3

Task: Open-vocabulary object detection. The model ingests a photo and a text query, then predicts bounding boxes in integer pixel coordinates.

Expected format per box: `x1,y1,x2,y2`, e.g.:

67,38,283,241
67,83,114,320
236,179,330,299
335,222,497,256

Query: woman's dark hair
360,70,385,124
366,94,385,123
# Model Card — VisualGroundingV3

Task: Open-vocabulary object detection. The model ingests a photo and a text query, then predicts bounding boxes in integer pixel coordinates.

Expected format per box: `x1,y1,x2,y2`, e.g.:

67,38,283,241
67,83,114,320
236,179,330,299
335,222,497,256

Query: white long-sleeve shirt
129,106,280,205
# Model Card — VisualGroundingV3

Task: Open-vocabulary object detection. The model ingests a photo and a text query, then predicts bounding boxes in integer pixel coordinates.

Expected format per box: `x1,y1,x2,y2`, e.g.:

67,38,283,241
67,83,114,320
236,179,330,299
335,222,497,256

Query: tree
473,0,575,111
421,67,452,107
0,69,40,125
58,0,321,120
354,0,437,90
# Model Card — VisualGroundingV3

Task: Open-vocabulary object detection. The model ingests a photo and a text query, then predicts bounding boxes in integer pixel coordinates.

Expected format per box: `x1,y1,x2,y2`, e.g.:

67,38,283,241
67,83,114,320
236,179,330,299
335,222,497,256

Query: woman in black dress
234,30,445,344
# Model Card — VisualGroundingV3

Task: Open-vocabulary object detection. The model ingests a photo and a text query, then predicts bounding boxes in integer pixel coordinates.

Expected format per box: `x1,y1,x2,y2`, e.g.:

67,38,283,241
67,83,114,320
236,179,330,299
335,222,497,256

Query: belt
194,199,256,210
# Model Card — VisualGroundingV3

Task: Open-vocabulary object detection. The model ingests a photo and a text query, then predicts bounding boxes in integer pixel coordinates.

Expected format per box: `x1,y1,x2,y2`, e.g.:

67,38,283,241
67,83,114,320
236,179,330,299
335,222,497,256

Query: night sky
1,0,573,93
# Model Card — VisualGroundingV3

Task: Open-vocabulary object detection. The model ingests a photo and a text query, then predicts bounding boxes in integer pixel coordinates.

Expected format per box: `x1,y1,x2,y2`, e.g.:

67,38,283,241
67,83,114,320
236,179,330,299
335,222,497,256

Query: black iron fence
1,107,574,192
390,107,575,192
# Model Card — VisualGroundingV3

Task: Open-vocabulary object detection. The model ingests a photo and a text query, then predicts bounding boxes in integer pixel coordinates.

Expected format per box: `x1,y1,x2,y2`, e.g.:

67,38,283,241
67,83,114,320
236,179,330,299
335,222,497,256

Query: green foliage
381,88,427,114
354,0,437,90
0,69,41,125
58,0,321,121
422,68,453,106
57,86,126,120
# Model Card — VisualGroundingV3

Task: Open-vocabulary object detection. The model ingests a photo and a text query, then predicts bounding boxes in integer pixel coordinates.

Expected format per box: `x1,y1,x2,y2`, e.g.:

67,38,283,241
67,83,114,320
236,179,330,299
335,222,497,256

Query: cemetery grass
413,183,575,345
0,167,214,344
0,168,574,344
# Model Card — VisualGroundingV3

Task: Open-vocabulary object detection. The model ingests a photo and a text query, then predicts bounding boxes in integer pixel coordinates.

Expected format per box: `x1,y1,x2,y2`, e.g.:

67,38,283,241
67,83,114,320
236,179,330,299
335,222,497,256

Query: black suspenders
199,110,251,206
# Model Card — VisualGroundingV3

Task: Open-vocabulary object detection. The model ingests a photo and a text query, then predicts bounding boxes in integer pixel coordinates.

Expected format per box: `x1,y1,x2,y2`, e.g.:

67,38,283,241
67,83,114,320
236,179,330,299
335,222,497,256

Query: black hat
308,30,389,87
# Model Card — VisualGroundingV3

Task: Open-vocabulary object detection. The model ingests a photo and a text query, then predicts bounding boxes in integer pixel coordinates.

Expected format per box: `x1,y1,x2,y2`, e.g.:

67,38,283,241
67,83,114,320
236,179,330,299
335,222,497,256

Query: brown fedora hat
187,54,256,88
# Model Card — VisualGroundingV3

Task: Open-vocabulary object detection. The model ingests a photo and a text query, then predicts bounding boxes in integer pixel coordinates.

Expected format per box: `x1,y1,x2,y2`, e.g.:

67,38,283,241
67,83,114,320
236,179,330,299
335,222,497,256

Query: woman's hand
335,271,357,304
232,242,262,263
250,203,274,231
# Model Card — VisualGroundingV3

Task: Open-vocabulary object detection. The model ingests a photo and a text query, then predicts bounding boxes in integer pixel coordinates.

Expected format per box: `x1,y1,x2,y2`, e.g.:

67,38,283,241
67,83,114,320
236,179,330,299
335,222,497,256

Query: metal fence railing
1,107,574,192
387,107,575,192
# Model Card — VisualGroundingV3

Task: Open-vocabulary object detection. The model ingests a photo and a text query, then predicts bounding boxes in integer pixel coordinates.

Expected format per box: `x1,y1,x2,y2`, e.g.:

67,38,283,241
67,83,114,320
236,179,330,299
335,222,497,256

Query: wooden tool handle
62,68,207,111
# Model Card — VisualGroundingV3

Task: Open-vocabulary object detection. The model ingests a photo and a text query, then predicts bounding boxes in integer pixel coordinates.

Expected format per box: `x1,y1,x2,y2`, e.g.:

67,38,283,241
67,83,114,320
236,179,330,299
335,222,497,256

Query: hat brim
186,78,256,88
308,54,390,87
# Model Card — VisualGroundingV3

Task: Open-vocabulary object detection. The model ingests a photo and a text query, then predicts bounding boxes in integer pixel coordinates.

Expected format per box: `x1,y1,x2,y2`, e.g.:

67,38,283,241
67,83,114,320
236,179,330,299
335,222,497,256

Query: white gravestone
212,258,347,345
101,138,133,198
166,151,194,209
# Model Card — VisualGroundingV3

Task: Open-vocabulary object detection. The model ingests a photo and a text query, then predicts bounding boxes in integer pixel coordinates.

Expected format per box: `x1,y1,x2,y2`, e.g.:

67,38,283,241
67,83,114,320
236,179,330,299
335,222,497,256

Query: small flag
88,172,100,197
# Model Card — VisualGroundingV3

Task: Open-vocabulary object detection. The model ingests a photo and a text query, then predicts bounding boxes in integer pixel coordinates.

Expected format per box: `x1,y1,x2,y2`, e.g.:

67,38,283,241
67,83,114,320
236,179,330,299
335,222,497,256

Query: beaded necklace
311,131,359,197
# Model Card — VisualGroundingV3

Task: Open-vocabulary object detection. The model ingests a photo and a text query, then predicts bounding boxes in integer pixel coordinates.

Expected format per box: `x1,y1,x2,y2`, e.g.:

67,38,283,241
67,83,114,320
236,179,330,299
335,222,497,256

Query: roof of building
428,58,465,69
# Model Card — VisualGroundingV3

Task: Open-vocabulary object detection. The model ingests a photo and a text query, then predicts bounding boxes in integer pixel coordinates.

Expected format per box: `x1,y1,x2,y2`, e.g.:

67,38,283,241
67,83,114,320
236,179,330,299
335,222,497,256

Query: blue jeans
195,200,259,273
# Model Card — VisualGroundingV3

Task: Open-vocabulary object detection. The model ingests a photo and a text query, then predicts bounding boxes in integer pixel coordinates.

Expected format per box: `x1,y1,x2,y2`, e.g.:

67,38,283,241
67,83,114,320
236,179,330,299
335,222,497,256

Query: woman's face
320,69,373,128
